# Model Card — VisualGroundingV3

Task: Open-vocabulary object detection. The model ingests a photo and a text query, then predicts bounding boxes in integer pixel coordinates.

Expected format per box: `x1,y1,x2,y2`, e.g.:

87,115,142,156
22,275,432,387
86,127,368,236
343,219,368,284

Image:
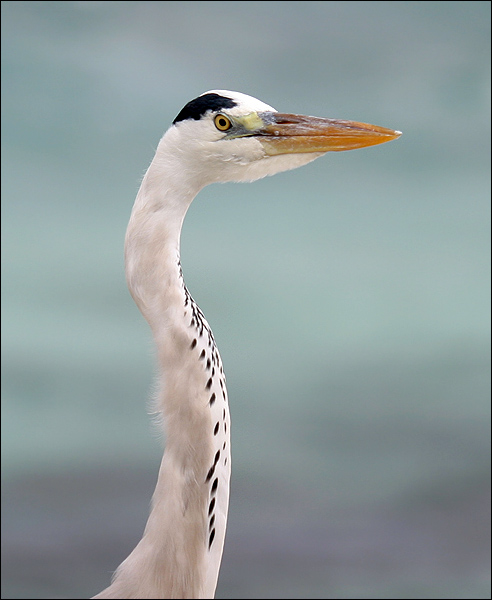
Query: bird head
159,90,401,187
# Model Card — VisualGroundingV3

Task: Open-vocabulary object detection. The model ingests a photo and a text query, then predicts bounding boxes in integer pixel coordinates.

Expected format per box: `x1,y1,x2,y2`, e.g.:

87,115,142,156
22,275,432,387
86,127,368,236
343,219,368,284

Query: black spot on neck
173,93,237,124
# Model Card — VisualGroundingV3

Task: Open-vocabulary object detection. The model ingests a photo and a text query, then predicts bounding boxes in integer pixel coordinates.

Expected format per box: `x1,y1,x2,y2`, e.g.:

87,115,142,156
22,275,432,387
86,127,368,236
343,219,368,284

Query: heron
92,90,401,599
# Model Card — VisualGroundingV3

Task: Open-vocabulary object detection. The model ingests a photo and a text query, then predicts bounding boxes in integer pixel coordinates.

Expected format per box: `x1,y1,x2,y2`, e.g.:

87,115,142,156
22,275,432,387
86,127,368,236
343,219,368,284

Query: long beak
256,113,401,155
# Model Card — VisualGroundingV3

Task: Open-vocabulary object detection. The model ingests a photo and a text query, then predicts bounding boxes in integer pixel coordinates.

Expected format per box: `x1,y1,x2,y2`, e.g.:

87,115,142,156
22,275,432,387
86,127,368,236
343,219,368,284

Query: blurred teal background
1,2,490,598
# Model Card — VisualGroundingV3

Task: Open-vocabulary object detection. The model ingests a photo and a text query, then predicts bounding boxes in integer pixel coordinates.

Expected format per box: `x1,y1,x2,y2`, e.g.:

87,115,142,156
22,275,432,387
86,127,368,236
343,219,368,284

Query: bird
91,90,401,599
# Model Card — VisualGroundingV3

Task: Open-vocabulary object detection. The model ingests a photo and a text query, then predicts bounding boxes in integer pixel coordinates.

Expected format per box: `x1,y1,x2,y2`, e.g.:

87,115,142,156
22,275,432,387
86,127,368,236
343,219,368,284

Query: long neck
93,142,231,599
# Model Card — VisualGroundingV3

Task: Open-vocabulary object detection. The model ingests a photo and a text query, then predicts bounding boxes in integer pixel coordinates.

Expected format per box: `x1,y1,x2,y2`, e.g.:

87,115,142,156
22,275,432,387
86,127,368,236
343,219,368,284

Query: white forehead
203,89,277,115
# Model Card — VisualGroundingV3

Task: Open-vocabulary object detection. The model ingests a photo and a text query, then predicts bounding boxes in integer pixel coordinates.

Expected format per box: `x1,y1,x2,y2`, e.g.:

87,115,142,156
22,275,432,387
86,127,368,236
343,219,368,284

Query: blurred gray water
1,2,490,598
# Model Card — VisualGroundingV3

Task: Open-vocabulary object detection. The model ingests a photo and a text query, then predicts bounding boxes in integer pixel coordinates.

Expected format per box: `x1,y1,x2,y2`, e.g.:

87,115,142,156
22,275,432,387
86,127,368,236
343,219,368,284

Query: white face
162,90,324,186
158,90,400,189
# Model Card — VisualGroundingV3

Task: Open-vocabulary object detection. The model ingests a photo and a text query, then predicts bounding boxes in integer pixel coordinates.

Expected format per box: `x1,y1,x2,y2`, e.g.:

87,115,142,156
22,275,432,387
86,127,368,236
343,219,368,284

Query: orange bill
257,113,402,154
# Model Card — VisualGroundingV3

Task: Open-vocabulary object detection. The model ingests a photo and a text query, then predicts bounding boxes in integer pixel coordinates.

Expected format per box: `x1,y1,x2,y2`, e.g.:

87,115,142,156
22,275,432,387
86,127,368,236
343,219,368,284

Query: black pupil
218,118,227,128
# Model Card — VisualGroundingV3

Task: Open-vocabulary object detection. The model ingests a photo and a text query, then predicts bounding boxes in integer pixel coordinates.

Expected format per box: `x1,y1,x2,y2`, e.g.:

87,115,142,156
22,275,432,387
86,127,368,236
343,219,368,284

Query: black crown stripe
173,93,237,124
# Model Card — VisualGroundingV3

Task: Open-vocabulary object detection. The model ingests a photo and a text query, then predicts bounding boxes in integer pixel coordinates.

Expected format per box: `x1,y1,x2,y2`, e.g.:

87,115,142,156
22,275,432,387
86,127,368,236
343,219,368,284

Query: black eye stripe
173,93,237,124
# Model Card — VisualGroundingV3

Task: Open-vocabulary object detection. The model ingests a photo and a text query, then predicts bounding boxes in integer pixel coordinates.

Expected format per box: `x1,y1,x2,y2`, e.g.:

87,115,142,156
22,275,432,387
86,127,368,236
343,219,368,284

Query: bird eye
214,114,232,131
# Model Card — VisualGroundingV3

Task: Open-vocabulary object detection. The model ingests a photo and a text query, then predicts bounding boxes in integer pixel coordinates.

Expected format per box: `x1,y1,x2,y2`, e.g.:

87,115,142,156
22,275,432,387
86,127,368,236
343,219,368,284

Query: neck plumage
93,140,231,599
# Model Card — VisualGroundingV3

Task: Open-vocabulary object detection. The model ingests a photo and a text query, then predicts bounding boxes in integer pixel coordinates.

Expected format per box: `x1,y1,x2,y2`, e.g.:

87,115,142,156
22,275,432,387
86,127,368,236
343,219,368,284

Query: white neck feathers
93,132,231,599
